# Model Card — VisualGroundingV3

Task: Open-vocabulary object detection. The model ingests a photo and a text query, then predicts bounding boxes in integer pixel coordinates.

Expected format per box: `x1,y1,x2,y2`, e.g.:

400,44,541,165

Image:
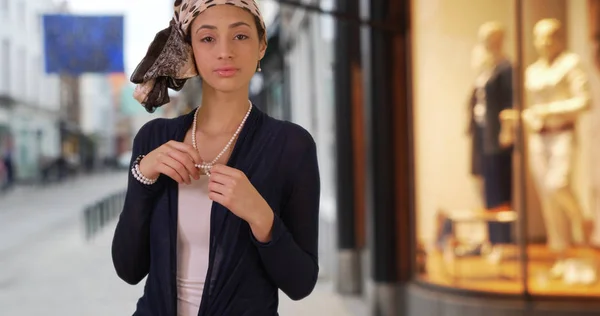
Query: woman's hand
138,140,202,184
208,164,274,242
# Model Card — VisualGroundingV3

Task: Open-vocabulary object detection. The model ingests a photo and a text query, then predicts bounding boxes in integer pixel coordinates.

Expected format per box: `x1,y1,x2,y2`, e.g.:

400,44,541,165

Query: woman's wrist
139,155,160,180
248,207,275,243
132,155,159,185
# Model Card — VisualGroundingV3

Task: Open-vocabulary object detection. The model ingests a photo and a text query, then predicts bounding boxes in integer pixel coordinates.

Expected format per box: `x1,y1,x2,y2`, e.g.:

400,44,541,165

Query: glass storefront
412,0,600,298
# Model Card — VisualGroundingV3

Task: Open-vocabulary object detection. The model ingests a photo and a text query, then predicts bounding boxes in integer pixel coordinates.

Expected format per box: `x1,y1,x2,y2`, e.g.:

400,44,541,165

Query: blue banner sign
43,14,124,75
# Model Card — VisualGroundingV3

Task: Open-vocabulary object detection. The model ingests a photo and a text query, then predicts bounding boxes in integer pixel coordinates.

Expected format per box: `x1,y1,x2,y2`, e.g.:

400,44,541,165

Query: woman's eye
235,34,249,40
201,36,214,43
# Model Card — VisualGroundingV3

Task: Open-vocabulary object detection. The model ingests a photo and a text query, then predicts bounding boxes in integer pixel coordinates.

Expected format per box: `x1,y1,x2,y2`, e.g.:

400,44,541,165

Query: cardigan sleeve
111,119,165,285
249,125,320,300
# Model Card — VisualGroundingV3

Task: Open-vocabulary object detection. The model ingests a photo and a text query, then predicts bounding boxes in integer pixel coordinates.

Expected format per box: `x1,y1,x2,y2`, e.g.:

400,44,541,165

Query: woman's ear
259,40,267,60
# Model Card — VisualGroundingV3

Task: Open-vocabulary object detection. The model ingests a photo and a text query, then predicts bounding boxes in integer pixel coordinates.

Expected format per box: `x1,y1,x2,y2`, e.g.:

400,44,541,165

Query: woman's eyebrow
195,21,251,33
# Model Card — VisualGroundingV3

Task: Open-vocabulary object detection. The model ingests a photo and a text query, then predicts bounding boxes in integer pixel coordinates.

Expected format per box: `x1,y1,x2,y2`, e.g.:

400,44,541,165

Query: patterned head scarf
130,0,267,112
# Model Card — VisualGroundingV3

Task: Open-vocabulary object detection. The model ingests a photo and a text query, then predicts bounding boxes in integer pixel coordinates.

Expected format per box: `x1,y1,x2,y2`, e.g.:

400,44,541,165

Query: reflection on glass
412,0,600,299
412,0,522,295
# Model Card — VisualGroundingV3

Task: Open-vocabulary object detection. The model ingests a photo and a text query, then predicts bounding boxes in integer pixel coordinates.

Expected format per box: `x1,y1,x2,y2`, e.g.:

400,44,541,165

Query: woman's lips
214,67,239,77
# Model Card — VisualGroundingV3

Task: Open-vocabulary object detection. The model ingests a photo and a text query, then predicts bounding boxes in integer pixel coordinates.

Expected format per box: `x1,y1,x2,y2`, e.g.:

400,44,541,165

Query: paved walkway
0,171,357,315
0,171,128,256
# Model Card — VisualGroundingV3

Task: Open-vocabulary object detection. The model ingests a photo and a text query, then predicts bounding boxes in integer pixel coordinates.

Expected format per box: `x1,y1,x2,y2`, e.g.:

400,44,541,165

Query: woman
111,1,320,315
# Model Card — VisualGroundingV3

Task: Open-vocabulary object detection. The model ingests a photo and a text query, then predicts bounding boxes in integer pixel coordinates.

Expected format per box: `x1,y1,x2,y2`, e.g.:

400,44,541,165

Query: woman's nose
217,40,234,59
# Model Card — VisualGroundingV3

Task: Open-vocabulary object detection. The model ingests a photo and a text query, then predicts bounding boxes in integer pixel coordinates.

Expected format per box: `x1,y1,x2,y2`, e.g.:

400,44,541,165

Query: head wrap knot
130,0,267,112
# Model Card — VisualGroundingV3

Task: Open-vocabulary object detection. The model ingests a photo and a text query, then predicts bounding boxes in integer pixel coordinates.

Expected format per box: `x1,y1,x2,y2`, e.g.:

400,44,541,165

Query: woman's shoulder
135,111,193,138
262,115,316,154
135,117,168,136
263,118,318,186
133,112,193,150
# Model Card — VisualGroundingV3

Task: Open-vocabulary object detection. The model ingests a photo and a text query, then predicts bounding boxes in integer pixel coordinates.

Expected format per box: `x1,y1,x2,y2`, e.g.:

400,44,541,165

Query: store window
412,0,600,298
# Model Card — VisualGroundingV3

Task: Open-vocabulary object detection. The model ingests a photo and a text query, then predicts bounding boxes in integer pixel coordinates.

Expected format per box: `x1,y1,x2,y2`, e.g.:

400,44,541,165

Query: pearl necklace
192,101,252,176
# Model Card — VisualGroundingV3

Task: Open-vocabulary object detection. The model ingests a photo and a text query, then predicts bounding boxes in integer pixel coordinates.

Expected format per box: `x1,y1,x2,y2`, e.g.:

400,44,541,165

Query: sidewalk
0,171,358,315
0,220,357,315
279,277,356,316
0,171,128,256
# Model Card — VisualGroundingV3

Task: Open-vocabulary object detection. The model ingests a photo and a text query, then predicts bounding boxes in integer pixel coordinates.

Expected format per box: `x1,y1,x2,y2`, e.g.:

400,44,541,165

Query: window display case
411,0,600,299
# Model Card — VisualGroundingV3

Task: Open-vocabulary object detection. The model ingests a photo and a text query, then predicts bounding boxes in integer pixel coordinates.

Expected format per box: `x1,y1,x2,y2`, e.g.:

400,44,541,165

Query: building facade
276,0,341,282
0,0,63,182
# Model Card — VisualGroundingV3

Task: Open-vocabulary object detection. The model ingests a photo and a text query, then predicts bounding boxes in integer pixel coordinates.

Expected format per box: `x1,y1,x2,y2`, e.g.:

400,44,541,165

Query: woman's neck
196,85,251,136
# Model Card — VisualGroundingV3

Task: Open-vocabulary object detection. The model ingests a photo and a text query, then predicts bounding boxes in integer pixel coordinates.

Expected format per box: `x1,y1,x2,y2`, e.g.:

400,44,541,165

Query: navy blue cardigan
111,104,320,316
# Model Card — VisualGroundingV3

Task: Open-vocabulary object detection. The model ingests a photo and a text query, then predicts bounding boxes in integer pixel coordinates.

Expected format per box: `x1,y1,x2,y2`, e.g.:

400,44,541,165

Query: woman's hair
184,14,266,44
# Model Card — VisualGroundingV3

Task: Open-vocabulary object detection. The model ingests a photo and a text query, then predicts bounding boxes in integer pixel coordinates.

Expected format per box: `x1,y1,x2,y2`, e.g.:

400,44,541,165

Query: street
0,172,357,316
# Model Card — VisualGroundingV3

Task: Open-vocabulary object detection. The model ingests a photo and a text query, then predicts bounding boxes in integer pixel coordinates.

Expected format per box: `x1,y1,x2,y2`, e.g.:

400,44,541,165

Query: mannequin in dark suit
468,22,514,262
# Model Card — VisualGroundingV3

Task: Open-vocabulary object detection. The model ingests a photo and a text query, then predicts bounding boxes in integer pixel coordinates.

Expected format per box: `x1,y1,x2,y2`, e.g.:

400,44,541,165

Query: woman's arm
250,127,320,301
111,120,164,285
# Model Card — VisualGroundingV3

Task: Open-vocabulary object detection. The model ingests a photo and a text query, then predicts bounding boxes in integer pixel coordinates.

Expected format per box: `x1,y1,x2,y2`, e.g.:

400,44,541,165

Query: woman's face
189,5,266,93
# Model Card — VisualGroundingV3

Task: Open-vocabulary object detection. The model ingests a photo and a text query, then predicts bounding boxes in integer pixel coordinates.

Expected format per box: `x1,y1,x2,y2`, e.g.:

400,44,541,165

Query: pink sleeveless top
177,175,212,316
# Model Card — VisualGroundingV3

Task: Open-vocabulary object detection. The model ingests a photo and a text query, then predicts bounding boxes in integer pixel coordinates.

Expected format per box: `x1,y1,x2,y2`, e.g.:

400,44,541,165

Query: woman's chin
204,77,248,93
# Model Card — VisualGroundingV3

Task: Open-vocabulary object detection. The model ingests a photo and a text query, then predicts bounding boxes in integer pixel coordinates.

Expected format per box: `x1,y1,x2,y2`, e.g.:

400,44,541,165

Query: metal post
334,0,362,295
84,206,92,240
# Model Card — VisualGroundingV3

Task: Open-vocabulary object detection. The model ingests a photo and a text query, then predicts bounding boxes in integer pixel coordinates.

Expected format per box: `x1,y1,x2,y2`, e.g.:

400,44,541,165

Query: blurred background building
0,0,62,184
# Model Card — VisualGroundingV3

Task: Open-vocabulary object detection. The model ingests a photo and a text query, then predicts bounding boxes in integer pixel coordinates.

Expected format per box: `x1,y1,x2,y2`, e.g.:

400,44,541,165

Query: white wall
560,0,593,220
80,74,116,158
567,0,600,228
288,30,314,132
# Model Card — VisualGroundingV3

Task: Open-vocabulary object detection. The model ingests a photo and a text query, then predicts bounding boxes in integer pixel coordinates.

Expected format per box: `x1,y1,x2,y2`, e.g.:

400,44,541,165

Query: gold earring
257,61,262,72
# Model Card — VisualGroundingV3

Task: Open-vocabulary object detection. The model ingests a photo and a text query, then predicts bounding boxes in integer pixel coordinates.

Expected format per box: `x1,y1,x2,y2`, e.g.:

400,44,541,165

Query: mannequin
467,21,514,263
523,19,591,279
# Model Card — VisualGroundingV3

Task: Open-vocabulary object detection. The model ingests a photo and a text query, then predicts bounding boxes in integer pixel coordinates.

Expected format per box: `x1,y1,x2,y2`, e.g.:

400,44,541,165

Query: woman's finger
166,147,200,180
208,180,231,196
155,163,184,184
208,172,233,186
210,164,243,178
208,191,231,208
157,153,190,184
166,140,203,165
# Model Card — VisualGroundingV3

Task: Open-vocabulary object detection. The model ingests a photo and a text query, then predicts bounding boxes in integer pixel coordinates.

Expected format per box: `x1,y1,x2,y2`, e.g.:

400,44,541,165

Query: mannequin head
478,21,505,55
472,21,506,72
533,18,565,63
